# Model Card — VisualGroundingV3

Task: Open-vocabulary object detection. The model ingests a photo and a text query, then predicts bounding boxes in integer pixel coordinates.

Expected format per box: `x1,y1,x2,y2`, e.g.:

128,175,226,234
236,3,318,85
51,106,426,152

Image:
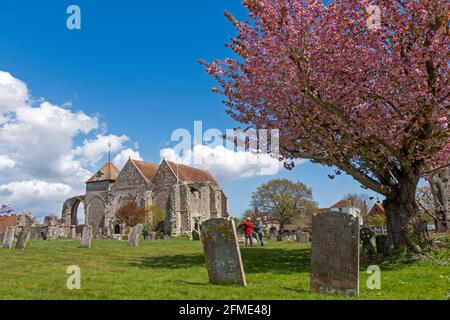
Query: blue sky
0,0,380,218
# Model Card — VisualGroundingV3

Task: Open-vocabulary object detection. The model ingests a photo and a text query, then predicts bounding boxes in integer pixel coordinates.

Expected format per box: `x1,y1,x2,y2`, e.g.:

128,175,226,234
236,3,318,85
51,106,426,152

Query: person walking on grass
255,217,265,247
241,217,254,247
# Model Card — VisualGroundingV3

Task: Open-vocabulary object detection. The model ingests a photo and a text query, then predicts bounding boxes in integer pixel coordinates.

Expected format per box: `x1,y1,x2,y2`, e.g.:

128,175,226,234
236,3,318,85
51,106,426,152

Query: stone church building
62,159,228,237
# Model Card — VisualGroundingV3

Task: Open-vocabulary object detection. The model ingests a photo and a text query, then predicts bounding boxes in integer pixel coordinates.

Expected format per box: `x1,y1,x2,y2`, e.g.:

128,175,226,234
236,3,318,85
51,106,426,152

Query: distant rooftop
86,162,120,183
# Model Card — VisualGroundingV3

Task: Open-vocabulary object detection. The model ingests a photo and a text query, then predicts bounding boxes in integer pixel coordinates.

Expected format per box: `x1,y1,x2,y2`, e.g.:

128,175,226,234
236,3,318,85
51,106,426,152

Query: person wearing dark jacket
255,217,265,247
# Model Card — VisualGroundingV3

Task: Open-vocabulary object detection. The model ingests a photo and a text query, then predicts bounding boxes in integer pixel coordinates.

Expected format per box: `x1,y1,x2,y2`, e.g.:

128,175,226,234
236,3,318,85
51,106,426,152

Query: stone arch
87,196,106,233
62,196,85,226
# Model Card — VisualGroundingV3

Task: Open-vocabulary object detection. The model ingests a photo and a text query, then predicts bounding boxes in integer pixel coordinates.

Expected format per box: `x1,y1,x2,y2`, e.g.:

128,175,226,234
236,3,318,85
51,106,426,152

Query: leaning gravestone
191,229,201,241
311,212,360,297
16,227,31,250
200,218,247,286
2,226,16,249
128,224,144,247
80,225,93,248
296,231,310,243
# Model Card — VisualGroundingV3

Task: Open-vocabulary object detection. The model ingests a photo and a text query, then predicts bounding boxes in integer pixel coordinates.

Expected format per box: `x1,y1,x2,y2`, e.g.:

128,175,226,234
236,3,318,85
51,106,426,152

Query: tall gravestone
16,227,31,250
311,212,360,297
128,224,144,247
80,225,93,248
2,226,16,250
200,218,247,286
296,231,310,243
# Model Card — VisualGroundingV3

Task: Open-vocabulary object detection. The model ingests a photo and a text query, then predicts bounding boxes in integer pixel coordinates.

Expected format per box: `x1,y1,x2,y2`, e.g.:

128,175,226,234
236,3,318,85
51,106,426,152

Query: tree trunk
429,166,450,232
383,176,432,254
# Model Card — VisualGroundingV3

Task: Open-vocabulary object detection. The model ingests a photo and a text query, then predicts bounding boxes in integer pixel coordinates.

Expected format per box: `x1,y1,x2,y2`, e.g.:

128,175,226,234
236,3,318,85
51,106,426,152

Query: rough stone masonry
311,212,360,297
200,218,247,286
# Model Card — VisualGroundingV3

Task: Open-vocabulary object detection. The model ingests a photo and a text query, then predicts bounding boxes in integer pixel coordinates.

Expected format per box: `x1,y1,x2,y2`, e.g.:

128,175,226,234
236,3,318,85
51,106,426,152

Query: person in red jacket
241,217,254,247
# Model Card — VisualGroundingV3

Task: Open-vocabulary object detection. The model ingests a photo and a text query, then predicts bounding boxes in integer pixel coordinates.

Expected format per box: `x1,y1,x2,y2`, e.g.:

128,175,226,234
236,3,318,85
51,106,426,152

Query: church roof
165,161,219,186
369,201,385,216
331,199,353,209
86,162,120,183
131,160,160,183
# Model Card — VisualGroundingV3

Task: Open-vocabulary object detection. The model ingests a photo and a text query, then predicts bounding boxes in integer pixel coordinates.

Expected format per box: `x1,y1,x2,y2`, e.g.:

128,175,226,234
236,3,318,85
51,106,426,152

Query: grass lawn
0,238,448,300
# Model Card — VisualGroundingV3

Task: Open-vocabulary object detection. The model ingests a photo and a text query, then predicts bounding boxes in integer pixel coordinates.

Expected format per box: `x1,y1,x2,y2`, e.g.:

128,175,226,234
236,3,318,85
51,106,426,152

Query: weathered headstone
149,231,157,240
2,226,16,250
122,226,131,241
296,231,310,243
80,225,93,248
360,227,376,255
376,235,388,255
200,218,247,286
191,229,200,241
311,212,360,297
15,227,31,250
128,224,144,247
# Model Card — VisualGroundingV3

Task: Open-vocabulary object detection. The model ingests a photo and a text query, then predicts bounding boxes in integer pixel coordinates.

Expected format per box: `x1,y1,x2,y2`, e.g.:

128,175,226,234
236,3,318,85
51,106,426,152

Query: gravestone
296,231,310,243
122,226,132,241
15,227,31,250
0,232,4,243
200,218,247,286
376,235,388,255
2,226,15,249
360,227,376,255
191,229,200,241
128,224,144,247
143,231,149,240
80,225,93,248
311,212,360,297
149,232,157,240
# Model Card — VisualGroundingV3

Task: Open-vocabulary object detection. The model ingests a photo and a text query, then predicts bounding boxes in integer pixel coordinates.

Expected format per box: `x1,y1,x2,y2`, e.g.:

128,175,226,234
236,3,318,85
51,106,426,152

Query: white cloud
0,71,139,220
74,134,129,166
0,155,16,171
113,148,142,169
161,145,289,181
0,71,28,113
0,180,75,216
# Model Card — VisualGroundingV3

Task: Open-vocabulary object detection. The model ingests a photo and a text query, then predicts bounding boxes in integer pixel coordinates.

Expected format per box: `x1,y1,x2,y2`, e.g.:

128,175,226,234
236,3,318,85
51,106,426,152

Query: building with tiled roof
86,162,120,183
321,198,364,226
62,159,228,237
369,201,385,216
0,215,17,234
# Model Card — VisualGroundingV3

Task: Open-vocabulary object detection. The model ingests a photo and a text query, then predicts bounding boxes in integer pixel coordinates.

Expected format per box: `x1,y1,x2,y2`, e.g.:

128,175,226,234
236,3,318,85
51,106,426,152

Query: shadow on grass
130,248,312,274
130,245,421,275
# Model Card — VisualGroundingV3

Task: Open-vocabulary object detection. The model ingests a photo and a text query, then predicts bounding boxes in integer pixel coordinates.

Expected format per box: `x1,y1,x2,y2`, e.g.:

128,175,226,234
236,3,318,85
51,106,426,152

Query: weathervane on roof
108,141,112,181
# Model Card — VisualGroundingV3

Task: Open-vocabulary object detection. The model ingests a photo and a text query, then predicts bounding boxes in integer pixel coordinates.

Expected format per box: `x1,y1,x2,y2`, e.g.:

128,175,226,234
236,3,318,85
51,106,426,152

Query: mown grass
0,238,448,300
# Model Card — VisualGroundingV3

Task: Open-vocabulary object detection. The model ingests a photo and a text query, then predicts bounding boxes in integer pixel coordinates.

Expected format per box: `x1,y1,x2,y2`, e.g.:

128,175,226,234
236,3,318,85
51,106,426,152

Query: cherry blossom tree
0,204,14,217
203,0,449,253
